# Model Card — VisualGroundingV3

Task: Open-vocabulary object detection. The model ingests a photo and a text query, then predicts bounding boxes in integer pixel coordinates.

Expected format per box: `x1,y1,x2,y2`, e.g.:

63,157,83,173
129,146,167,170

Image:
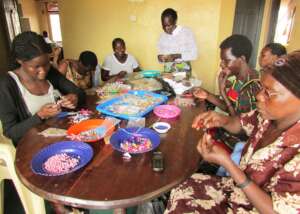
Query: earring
274,58,286,67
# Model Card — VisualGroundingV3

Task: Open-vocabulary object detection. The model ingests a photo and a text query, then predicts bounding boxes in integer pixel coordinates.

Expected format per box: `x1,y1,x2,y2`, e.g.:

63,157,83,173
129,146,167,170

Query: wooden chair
0,122,45,214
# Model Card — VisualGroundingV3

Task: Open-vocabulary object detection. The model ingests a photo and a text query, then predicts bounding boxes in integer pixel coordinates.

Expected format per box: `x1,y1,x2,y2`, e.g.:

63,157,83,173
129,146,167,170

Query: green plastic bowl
141,70,161,78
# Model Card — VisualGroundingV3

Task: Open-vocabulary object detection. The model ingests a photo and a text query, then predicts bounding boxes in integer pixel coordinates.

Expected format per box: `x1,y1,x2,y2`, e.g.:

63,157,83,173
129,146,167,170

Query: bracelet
236,176,252,189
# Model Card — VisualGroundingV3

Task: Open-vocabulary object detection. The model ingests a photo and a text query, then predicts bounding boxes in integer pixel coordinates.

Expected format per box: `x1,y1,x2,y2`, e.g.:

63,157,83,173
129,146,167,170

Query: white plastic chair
0,122,46,214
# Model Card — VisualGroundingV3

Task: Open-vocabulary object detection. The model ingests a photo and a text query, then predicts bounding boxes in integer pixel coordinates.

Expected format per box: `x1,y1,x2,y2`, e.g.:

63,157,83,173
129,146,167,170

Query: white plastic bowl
152,122,171,134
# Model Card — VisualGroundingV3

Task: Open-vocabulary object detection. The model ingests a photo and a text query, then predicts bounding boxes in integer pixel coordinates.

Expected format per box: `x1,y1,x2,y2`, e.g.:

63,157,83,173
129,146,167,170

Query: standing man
157,8,198,73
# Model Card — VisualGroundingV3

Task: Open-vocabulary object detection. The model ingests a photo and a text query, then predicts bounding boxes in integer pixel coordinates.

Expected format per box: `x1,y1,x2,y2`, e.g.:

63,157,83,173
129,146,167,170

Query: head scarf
269,50,300,98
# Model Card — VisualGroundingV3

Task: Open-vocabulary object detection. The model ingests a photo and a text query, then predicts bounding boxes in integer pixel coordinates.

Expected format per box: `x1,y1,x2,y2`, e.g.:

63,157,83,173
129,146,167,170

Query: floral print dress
165,111,300,214
65,62,92,90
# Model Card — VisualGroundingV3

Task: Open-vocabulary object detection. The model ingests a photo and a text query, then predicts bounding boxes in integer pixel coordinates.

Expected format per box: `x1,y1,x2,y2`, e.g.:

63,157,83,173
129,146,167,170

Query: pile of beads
120,136,152,153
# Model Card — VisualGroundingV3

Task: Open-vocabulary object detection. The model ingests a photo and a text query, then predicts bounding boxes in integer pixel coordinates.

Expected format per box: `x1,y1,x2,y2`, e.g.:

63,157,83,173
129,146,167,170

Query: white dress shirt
157,25,198,61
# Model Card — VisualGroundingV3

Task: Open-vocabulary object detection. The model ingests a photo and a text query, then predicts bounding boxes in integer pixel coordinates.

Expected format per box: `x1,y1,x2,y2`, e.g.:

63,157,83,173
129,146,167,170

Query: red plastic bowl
67,119,115,142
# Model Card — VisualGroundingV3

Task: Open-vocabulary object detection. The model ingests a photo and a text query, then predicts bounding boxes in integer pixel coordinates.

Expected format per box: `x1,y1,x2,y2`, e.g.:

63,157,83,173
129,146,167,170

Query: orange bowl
67,119,115,142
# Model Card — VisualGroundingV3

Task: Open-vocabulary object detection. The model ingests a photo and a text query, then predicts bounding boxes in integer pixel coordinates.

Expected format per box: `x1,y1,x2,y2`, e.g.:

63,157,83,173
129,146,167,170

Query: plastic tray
96,90,168,120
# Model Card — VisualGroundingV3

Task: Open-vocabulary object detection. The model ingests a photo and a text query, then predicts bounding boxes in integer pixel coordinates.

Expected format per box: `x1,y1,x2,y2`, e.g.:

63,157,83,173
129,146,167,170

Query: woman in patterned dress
193,35,260,117
165,50,300,214
58,51,98,89
193,35,260,151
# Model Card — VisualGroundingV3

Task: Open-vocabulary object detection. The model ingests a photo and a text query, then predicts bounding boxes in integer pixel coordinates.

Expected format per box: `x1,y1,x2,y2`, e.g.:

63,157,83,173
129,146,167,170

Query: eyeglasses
257,82,282,99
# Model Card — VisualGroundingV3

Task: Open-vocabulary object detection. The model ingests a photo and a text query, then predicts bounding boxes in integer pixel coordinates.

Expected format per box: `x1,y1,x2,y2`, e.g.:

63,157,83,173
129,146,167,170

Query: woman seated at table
259,42,287,70
58,50,98,89
0,31,85,146
51,46,64,68
165,50,300,214
101,38,140,81
194,34,260,117
193,35,260,156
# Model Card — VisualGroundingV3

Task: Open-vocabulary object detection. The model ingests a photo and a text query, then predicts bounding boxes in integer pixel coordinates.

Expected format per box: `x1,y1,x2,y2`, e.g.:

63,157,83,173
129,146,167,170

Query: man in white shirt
42,31,54,44
157,8,198,73
101,38,140,81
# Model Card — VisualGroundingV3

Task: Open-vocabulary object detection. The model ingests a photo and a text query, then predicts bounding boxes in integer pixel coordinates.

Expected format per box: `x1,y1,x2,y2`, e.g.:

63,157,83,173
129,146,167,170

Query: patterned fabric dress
213,70,261,149
225,73,260,114
165,110,300,214
65,62,92,90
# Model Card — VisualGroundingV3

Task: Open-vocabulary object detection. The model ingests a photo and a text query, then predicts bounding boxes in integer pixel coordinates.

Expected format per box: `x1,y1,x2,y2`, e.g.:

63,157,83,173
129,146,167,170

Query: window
274,0,296,45
47,2,62,43
49,13,62,42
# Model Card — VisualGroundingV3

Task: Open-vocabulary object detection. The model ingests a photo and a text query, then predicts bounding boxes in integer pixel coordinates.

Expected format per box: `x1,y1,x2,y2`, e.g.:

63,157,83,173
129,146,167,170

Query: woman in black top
0,31,85,145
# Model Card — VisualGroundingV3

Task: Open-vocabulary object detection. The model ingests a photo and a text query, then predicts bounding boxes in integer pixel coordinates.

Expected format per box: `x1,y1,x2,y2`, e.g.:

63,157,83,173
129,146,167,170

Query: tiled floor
4,180,137,214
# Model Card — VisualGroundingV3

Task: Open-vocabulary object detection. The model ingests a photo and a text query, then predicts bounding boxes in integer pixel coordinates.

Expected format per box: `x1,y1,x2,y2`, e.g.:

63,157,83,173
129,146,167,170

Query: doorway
232,0,265,68
1,0,21,43
47,2,62,46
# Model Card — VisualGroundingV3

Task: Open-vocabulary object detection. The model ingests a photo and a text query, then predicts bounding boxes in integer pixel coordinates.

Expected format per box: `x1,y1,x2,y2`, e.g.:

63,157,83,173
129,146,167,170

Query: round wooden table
15,95,204,209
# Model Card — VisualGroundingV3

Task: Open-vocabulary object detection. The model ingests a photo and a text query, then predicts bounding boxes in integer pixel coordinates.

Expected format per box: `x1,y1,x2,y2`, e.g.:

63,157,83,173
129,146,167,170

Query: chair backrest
0,120,46,214
0,120,16,174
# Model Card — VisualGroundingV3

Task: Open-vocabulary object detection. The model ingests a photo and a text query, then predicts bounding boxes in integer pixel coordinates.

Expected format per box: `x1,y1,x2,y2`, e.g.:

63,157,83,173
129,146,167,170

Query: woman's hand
37,103,61,119
53,47,62,58
57,60,69,76
218,69,230,95
158,54,179,63
60,94,78,109
117,71,127,79
158,55,166,63
193,87,209,100
197,133,231,166
192,111,229,130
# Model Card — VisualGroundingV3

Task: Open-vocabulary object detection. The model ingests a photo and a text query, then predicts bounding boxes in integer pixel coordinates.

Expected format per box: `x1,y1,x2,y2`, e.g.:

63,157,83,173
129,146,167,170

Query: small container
153,104,181,119
152,122,171,134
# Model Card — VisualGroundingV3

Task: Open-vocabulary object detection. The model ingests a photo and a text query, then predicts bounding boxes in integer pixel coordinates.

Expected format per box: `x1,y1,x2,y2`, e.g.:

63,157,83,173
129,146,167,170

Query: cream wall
18,0,42,33
59,0,236,92
214,0,236,93
38,2,51,36
256,0,272,68
18,0,51,37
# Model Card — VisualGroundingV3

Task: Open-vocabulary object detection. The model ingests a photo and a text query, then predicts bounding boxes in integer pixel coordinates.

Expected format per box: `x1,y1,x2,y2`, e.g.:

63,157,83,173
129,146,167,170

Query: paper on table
79,117,121,140
38,128,67,137
162,78,193,95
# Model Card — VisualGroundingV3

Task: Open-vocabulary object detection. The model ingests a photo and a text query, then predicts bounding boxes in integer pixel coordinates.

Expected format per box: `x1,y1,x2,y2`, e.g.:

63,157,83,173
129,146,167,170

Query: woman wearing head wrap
165,50,300,213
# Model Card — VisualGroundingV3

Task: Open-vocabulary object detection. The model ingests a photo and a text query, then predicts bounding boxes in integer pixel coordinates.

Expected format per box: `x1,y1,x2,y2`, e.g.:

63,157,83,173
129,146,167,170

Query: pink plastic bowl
153,105,181,119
